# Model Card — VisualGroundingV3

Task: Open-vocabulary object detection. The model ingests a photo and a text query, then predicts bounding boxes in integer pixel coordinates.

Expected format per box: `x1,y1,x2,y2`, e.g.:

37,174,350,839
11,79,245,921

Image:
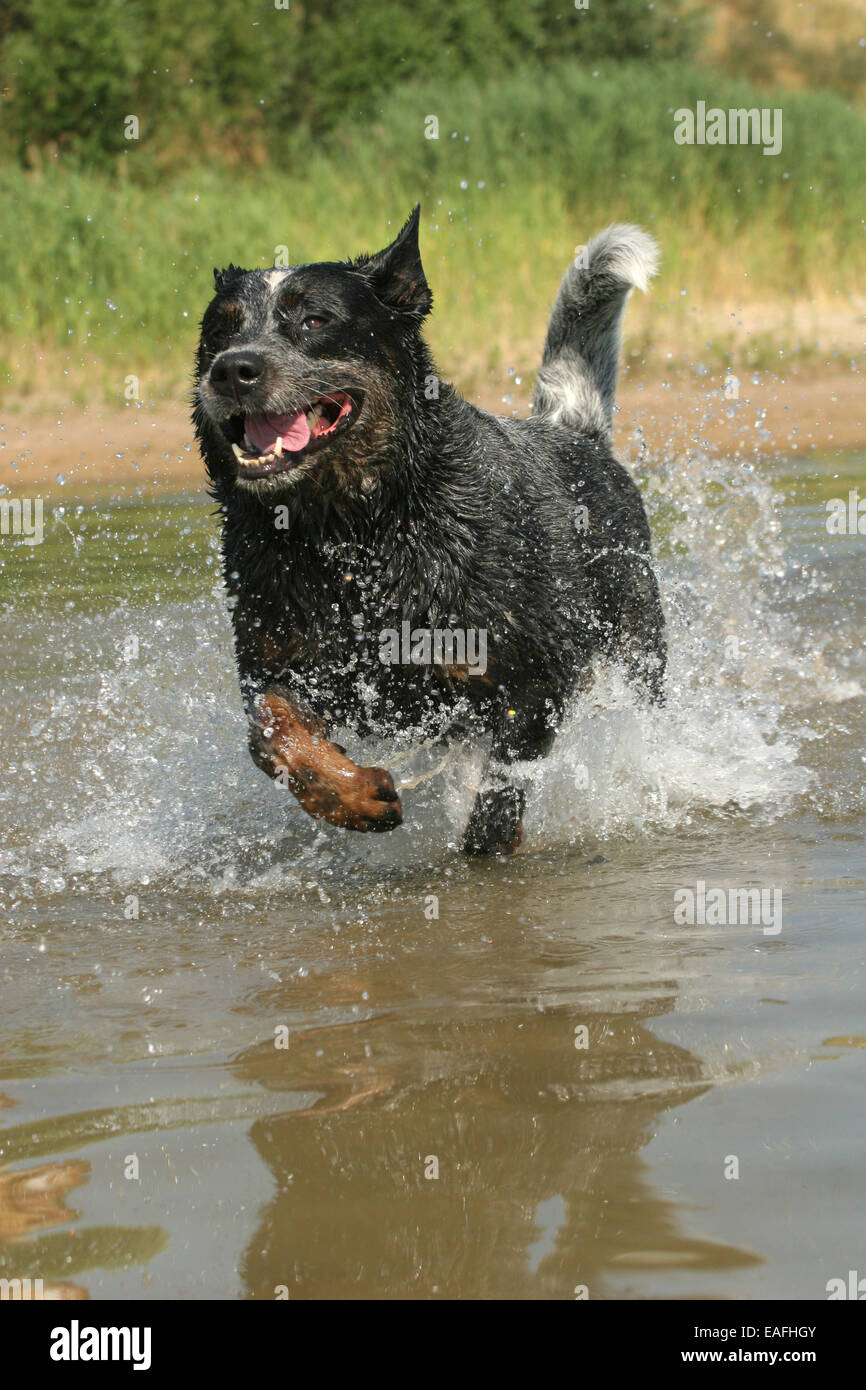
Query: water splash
1,444,858,896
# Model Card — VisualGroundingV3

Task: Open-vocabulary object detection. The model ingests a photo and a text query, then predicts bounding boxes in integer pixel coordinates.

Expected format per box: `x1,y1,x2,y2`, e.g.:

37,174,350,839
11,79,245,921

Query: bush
0,57,862,390
0,0,702,168
1,0,137,166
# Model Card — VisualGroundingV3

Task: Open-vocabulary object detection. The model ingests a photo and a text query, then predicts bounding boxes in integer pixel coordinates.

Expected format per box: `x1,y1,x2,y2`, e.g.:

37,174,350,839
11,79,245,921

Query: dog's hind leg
463,780,527,857
613,566,667,706
462,685,564,857
621,625,667,706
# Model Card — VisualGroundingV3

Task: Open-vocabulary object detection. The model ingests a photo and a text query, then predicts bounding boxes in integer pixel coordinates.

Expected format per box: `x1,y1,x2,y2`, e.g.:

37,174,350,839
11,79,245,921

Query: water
0,445,863,1299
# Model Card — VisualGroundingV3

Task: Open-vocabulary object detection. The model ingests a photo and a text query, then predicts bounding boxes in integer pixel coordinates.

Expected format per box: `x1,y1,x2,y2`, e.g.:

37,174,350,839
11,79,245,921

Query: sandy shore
1,366,862,499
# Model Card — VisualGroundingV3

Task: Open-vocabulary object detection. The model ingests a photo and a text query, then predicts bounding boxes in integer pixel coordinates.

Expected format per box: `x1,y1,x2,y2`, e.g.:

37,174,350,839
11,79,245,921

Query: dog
193,207,665,855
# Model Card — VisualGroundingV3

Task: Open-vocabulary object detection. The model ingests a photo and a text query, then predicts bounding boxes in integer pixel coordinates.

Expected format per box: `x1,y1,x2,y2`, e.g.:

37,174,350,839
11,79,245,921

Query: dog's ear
213,264,244,293
355,206,432,319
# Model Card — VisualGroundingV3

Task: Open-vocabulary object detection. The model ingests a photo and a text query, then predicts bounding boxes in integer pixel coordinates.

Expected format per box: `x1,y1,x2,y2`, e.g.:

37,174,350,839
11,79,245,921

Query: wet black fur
192,206,666,853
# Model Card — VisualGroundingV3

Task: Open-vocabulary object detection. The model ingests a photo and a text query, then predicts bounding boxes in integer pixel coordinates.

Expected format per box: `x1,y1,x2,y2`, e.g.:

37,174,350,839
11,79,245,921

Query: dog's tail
532,225,659,441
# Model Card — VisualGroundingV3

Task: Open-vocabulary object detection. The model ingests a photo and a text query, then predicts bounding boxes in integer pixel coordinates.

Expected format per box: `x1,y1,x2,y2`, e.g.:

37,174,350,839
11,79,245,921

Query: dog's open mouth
221,391,361,478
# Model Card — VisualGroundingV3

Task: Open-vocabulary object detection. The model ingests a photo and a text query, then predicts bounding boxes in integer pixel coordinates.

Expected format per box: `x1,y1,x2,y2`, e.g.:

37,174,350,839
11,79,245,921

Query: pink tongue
245,409,310,454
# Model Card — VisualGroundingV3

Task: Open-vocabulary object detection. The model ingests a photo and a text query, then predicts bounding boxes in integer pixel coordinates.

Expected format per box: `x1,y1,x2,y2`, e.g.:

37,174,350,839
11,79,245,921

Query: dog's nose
210,350,266,398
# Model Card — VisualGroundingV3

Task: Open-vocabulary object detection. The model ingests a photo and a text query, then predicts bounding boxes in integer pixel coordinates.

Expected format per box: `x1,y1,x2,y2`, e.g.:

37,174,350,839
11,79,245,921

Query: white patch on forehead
264,269,290,289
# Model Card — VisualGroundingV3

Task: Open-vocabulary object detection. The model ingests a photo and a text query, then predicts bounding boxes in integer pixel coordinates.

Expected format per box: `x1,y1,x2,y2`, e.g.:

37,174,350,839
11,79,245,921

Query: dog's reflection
233,918,760,1300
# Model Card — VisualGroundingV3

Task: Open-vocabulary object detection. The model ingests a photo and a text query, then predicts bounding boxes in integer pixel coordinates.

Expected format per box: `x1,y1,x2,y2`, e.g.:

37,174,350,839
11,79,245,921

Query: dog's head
194,206,432,498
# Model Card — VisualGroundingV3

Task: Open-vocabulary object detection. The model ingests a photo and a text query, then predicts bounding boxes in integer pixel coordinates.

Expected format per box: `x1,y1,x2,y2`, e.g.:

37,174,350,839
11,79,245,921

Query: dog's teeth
274,438,283,458
231,443,245,462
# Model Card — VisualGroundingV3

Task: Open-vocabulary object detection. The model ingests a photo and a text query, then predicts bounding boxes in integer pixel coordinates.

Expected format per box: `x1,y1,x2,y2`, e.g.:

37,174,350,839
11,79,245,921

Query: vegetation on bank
0,1,863,402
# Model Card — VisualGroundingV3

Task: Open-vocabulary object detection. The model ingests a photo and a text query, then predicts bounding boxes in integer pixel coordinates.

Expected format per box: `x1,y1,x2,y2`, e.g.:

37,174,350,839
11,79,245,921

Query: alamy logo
826,1270,866,1299
0,1277,44,1299
826,489,866,535
379,621,487,676
0,495,44,545
674,102,782,156
674,880,782,936
50,1320,152,1371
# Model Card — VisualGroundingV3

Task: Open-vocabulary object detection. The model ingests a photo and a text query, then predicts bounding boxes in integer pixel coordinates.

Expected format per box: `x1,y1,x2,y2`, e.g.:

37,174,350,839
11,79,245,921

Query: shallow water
0,445,863,1299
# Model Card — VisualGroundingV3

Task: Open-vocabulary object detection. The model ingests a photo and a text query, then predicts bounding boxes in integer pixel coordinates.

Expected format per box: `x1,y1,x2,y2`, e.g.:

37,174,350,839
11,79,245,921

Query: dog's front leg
462,686,563,857
249,690,402,833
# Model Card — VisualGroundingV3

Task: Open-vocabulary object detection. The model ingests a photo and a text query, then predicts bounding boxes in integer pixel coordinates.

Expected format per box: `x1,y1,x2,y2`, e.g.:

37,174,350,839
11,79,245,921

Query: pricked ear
354,206,432,319
213,264,245,293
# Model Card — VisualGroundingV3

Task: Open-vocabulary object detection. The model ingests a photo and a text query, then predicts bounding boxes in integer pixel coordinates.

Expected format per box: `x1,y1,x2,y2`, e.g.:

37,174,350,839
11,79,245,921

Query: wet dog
193,207,665,854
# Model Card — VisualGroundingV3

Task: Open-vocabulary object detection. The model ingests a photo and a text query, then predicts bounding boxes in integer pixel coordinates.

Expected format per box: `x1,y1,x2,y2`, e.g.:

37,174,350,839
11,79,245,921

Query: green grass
1,60,863,403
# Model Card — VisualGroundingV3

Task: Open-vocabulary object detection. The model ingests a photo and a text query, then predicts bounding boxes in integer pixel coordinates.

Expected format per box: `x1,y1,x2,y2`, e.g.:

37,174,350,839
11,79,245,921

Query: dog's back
428,225,665,700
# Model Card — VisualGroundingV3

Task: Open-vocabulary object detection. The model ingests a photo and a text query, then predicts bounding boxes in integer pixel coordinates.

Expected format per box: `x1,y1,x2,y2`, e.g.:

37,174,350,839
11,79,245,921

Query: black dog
193,207,665,854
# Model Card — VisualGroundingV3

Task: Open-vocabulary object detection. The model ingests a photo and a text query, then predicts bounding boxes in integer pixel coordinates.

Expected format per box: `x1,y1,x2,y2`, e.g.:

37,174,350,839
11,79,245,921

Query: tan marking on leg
252,692,402,833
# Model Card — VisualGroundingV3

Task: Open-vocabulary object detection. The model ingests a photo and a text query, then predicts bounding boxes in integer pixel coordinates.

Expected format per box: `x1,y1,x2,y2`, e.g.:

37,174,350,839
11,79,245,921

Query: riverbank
2,365,862,500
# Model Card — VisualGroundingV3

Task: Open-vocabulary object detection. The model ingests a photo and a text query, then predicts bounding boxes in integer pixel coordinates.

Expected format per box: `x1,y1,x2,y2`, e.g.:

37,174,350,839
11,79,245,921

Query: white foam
4,445,856,893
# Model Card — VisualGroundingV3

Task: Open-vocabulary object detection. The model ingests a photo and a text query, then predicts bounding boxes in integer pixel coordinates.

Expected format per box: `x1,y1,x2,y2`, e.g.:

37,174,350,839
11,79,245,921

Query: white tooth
232,443,245,462
274,438,283,457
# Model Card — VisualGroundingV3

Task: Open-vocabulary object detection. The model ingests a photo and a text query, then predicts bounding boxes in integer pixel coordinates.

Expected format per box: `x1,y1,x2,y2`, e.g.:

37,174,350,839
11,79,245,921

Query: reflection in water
0,1141,168,1297
0,451,862,1299
233,880,761,1300
0,1158,89,1243
0,1159,91,1298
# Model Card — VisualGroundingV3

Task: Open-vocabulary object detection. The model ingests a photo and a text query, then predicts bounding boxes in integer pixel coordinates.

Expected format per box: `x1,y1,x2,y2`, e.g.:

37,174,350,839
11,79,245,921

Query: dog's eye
215,304,244,338
301,315,326,332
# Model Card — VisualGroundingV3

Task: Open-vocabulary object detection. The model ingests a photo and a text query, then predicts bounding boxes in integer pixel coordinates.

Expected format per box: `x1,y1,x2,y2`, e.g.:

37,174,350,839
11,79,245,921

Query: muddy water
0,445,863,1300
